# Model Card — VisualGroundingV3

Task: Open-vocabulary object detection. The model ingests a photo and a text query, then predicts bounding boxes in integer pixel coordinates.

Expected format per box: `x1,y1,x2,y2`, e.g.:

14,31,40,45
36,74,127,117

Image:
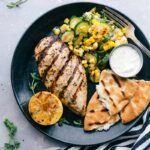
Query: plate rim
10,2,150,146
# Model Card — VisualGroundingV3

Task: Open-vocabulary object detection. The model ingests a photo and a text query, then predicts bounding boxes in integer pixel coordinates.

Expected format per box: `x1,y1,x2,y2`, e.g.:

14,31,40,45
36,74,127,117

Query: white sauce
110,46,142,77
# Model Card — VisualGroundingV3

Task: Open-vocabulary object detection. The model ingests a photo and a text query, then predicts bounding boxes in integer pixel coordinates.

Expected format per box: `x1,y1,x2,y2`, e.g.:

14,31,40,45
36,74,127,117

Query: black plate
11,2,150,145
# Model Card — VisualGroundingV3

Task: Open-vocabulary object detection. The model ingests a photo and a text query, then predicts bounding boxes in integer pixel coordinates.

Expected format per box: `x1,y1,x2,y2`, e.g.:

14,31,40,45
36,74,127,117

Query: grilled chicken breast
35,36,87,116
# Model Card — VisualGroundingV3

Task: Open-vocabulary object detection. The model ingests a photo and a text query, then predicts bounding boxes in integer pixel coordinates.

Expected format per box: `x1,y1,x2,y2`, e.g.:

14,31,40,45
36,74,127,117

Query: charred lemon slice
28,91,63,126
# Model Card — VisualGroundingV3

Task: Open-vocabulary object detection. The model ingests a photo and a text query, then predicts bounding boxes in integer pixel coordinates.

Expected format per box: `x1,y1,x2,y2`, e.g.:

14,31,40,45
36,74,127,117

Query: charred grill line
37,47,48,63
72,77,84,103
41,55,59,82
59,60,80,98
41,43,65,82
101,80,117,109
51,52,73,92
35,36,58,58
112,74,121,88
112,74,126,98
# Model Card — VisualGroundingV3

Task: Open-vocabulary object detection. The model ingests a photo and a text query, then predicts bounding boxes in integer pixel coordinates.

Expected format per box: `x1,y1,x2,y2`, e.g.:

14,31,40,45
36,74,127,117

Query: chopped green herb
4,119,20,150
29,72,40,94
7,0,27,9
29,81,38,94
4,119,17,137
58,117,83,127
73,120,83,126
30,72,40,81
101,10,109,23
58,117,70,126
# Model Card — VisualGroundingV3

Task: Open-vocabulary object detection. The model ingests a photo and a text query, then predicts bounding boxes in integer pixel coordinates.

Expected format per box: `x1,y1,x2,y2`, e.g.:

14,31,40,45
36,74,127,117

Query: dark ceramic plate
11,2,150,145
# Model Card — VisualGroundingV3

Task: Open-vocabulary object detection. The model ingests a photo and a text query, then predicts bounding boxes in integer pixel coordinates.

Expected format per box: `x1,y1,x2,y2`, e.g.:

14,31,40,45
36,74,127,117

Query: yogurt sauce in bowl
109,44,143,78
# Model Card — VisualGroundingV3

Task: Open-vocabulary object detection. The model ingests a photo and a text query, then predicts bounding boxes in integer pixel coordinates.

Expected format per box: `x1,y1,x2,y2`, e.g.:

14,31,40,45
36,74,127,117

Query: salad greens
4,119,20,150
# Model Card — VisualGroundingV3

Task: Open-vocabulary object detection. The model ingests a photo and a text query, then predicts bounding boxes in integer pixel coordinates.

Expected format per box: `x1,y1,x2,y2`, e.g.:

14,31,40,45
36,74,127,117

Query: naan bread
97,70,138,115
84,92,120,131
121,80,150,123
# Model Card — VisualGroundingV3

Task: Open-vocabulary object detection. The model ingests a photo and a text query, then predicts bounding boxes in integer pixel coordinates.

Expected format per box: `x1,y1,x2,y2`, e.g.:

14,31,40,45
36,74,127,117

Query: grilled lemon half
28,91,63,126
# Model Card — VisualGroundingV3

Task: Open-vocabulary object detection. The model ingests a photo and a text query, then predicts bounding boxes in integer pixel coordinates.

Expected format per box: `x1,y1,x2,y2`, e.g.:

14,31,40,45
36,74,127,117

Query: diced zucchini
75,21,90,35
69,16,82,29
61,31,74,43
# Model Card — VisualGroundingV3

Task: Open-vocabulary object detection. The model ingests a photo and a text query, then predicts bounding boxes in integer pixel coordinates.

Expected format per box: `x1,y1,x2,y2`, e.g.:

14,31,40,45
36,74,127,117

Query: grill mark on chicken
41,44,65,81
72,78,83,103
37,48,48,63
41,55,59,82
35,36,58,59
38,40,62,65
44,45,70,90
51,52,73,92
59,61,79,98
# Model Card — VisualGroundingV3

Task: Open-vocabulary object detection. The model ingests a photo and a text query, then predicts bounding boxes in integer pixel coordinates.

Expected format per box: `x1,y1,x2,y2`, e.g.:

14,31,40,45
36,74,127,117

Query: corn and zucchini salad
52,7,128,83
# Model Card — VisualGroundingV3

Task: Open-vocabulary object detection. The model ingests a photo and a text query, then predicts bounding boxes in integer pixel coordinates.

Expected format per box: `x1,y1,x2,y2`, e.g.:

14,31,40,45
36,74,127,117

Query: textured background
0,0,150,149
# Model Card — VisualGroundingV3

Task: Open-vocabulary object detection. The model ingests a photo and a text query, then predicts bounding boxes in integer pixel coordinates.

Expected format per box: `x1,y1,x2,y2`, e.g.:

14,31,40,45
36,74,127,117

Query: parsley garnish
73,120,83,126
58,117,70,127
4,119,20,150
58,117,83,127
29,72,40,94
7,0,27,9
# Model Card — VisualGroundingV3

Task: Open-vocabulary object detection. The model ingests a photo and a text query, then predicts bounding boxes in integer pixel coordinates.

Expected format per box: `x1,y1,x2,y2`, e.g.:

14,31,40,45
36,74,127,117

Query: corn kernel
122,27,127,34
64,18,69,24
92,42,98,50
84,37,95,46
91,70,95,76
89,67,95,71
60,24,70,33
73,48,84,57
94,69,100,82
89,64,95,68
53,27,60,35
84,63,88,68
89,58,96,64
102,41,115,51
82,46,89,51
82,60,88,64
68,41,73,45
69,45,73,50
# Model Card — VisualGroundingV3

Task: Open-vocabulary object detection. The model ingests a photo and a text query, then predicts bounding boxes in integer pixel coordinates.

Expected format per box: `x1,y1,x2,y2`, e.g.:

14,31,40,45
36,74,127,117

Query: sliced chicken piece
44,46,70,89
52,55,78,96
38,41,63,78
35,35,58,61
